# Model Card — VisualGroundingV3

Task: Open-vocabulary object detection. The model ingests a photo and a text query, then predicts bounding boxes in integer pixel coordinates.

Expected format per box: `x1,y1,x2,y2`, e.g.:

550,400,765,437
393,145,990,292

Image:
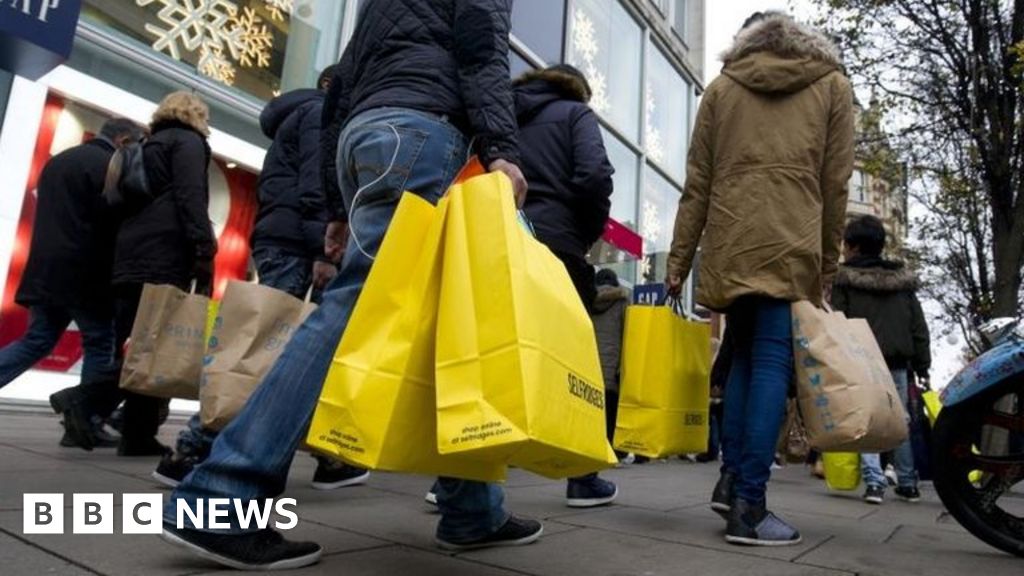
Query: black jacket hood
835,256,919,293
260,89,322,139
514,68,591,123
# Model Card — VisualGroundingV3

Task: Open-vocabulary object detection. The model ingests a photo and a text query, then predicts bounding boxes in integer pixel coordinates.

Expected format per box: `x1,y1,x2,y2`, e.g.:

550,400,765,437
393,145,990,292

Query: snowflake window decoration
264,0,292,21
137,0,275,86
642,199,662,244
570,9,609,113
644,85,665,163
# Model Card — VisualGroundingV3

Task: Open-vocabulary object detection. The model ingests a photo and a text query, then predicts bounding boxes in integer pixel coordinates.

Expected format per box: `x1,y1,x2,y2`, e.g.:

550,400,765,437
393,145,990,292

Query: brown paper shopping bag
119,284,214,399
792,301,908,452
199,281,316,430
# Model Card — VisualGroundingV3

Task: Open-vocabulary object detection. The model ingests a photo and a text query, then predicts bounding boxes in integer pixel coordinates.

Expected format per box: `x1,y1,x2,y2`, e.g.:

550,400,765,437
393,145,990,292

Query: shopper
591,269,630,449
53,92,218,457
832,215,931,505
666,11,854,546
514,64,617,506
153,69,368,492
160,1,538,570
6,119,144,447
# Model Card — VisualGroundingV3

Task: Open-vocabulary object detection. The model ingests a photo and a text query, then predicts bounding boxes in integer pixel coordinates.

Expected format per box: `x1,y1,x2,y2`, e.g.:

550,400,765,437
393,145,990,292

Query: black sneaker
566,475,618,508
50,388,96,451
894,486,921,502
59,416,120,448
310,458,370,490
161,523,322,570
153,452,202,488
863,485,885,505
435,515,543,552
725,499,802,547
711,470,735,519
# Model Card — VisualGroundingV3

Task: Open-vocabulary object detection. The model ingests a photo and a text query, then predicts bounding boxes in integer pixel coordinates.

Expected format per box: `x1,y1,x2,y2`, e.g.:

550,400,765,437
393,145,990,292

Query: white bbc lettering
122,494,164,535
73,494,114,534
22,494,63,534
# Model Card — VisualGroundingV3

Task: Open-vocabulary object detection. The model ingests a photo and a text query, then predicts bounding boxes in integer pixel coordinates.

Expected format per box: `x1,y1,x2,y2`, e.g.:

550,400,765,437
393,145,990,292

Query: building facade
847,104,909,254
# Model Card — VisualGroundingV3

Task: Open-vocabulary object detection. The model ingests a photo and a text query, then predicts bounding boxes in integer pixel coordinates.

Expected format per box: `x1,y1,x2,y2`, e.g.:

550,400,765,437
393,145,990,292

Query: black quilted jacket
320,0,518,221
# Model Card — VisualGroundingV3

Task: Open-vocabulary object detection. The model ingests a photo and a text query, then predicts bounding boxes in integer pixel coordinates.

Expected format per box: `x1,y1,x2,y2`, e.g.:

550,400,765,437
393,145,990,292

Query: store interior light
226,162,237,169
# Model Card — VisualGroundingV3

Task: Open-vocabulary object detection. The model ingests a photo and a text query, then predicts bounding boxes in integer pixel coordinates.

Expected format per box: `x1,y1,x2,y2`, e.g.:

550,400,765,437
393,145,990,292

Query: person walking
514,64,617,507
832,215,931,505
54,92,218,457
160,1,539,570
591,269,630,460
5,119,145,447
153,68,368,491
665,12,854,546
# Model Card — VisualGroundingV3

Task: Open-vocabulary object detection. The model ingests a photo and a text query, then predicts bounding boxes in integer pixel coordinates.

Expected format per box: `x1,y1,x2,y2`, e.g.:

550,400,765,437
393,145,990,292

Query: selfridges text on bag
306,164,505,483
200,281,316,430
792,301,908,452
613,300,711,458
120,283,217,399
434,172,617,479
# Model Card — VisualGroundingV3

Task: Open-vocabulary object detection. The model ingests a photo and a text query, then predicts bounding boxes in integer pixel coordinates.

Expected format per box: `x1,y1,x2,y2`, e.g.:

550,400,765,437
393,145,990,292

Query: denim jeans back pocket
342,122,429,214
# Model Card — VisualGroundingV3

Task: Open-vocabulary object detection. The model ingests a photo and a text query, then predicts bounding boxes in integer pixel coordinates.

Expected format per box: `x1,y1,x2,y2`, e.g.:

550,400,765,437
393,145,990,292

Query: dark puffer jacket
112,120,217,288
252,89,329,260
17,139,118,311
321,0,518,221
516,68,614,257
832,256,931,379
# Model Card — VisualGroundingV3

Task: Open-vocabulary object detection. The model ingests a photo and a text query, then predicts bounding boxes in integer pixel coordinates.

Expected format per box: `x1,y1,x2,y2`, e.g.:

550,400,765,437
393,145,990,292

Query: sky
704,1,964,386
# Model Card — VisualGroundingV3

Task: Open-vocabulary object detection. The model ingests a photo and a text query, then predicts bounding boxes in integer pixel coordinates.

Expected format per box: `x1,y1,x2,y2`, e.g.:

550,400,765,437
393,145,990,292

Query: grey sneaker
711,470,735,519
725,499,802,547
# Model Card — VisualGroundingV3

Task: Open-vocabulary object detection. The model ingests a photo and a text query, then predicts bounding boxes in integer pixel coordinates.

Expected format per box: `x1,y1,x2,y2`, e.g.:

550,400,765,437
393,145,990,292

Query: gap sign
0,0,83,80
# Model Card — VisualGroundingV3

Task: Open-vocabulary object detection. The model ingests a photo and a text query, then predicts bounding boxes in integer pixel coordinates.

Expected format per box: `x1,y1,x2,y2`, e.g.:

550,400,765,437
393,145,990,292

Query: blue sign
633,283,666,306
0,0,82,80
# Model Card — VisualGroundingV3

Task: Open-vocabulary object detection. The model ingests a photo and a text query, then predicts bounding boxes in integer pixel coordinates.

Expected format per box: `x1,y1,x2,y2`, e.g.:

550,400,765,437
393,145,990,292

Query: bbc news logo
23,494,299,534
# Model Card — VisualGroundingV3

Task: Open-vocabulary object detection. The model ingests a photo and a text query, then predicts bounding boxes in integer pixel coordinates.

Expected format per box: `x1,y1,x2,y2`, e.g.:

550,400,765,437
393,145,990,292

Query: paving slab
0,509,388,576
0,531,95,576
462,523,854,576
191,545,527,576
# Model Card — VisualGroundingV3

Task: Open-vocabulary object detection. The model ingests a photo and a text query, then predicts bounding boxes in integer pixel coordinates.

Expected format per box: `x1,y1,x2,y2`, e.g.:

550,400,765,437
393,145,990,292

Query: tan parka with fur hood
666,14,855,311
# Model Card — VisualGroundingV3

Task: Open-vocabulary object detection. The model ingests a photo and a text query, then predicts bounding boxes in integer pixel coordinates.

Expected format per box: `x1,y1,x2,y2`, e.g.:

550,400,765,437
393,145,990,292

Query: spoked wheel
932,377,1024,557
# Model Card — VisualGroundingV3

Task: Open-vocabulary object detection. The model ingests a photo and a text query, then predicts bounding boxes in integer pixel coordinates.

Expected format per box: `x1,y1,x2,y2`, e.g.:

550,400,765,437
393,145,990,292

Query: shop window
645,46,690,184
602,126,639,231
512,0,565,66
850,170,868,203
510,50,536,79
640,166,682,284
567,0,643,143
81,0,347,102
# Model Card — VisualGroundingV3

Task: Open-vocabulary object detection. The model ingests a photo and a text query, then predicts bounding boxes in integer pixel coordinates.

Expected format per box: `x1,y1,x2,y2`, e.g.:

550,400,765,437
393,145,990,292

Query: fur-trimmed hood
593,285,630,313
835,260,920,293
514,68,591,122
721,14,842,94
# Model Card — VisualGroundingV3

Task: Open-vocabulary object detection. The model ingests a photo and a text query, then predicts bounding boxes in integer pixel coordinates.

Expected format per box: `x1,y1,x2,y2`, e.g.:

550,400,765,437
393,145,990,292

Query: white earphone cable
347,123,401,262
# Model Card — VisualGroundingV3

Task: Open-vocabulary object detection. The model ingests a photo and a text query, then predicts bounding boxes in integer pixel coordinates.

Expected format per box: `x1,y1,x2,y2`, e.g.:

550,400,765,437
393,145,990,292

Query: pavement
1,404,1021,576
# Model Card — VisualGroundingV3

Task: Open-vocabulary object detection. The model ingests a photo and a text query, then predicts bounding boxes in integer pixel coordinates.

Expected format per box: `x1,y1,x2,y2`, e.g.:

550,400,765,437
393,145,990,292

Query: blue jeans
0,304,117,389
861,369,917,489
252,247,316,302
720,297,794,505
165,107,507,542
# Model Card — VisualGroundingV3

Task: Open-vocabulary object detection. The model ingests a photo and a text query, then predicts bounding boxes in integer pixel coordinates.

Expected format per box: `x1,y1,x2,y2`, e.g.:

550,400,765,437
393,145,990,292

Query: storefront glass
512,0,565,65
80,0,346,102
640,166,681,284
646,45,690,184
567,0,642,142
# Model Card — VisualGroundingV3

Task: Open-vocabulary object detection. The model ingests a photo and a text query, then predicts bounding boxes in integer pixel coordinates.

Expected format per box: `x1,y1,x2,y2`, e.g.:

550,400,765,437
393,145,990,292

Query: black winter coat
516,74,613,257
112,120,217,288
832,256,932,378
16,139,118,311
252,89,329,260
321,0,518,221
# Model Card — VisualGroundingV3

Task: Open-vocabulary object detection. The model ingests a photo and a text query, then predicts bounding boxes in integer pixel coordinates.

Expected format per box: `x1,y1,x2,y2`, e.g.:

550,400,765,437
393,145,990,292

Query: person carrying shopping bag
160,1,541,570
515,64,618,507
665,11,854,546
832,215,931,505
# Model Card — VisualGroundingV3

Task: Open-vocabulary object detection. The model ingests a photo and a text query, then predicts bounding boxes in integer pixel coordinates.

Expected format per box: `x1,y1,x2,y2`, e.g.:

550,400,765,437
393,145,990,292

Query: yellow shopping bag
305,191,505,483
613,302,711,458
822,452,861,491
922,390,941,427
434,172,617,479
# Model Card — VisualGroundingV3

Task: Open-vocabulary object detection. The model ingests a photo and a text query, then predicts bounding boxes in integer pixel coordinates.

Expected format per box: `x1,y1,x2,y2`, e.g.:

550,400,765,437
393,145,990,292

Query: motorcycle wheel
932,376,1024,557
